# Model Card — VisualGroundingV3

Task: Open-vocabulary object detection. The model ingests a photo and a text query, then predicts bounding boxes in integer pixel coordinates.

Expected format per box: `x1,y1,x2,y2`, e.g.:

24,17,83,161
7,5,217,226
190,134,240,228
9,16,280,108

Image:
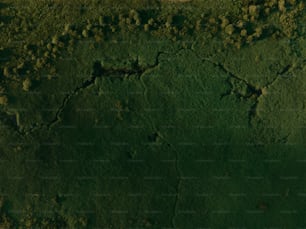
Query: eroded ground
1,0,306,228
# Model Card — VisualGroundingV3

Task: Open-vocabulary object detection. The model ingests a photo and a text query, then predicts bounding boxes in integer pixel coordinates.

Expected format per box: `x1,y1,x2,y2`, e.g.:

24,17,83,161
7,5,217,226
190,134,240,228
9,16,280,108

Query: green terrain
1,0,306,228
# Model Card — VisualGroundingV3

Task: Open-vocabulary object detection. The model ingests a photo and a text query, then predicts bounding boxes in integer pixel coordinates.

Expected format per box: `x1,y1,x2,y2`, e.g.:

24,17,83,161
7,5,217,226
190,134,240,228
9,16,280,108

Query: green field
1,0,306,228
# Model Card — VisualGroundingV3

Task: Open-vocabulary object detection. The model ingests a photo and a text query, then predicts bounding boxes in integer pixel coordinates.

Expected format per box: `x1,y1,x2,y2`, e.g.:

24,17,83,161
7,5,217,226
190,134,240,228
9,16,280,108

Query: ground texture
1,0,306,228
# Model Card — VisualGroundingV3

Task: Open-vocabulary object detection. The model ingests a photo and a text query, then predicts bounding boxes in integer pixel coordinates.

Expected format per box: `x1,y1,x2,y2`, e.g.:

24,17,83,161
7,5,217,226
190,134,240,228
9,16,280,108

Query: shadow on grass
0,48,12,64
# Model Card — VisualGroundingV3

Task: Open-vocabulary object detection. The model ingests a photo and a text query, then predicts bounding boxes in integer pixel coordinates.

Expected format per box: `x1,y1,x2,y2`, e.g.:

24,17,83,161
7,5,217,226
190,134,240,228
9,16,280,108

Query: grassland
1,0,306,228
